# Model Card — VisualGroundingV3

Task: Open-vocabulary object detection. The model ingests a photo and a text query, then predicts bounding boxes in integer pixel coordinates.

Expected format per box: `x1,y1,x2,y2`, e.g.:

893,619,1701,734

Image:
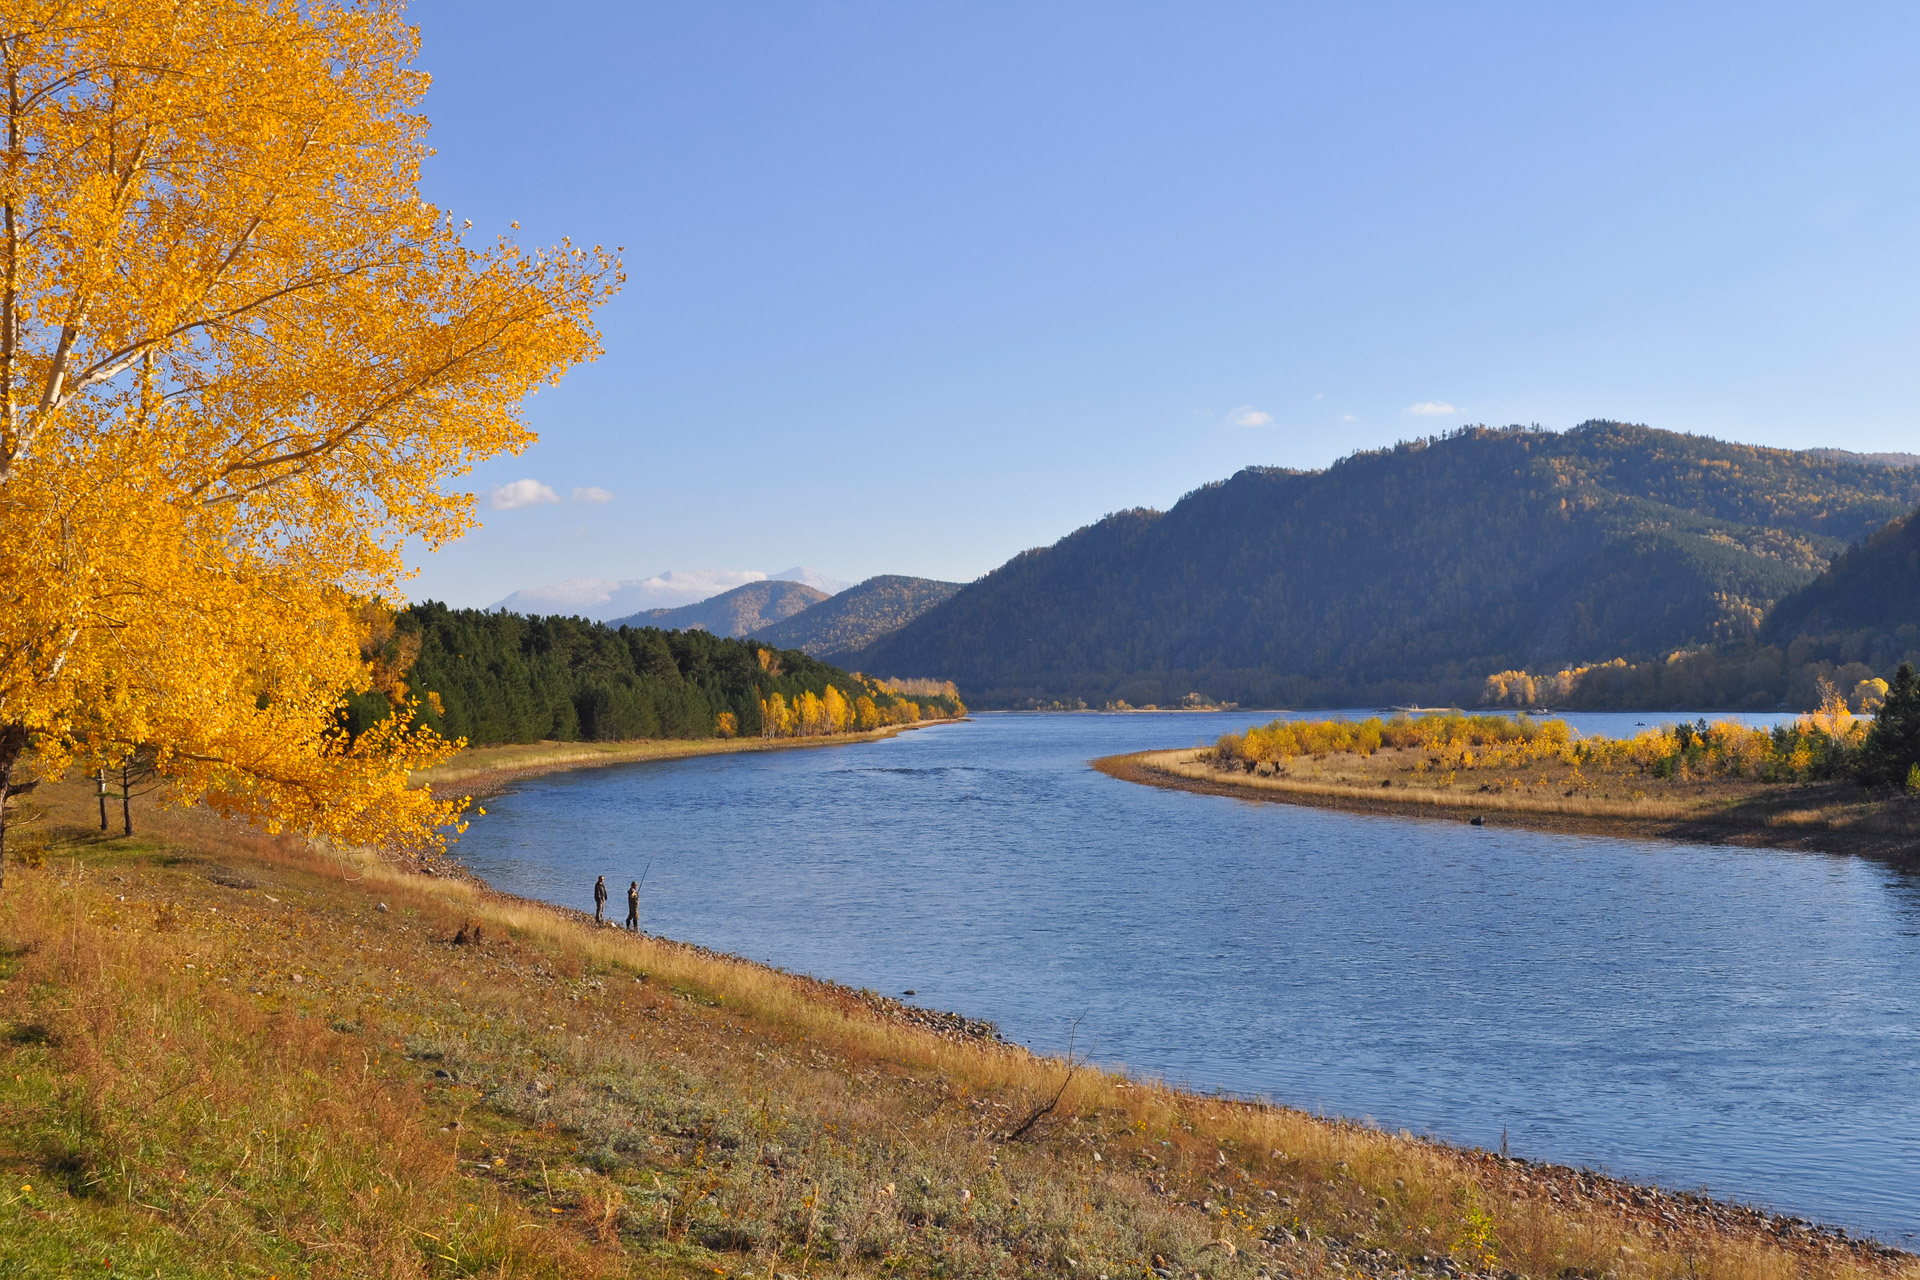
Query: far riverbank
414,718,960,798
1097,748,1920,861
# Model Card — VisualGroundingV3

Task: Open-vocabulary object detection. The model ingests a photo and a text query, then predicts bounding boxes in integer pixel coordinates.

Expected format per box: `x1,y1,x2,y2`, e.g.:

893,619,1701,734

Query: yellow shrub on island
1215,686,1872,786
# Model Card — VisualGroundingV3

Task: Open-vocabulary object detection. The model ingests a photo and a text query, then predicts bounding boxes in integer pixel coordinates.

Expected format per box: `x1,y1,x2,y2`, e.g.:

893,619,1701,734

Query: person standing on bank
625,879,640,932
593,874,608,924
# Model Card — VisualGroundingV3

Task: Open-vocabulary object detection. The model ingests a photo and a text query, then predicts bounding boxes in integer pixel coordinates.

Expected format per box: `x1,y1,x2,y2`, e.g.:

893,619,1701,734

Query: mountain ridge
848,422,1920,708
490,566,849,622
748,575,964,659
610,579,828,637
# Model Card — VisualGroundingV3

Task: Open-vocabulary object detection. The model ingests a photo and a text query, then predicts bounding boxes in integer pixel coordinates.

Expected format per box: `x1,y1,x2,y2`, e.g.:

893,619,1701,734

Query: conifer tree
1856,663,1920,788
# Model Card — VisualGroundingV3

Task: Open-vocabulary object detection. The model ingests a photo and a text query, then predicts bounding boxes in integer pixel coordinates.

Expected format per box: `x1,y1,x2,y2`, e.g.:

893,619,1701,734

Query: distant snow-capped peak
770,566,854,596
489,566,850,621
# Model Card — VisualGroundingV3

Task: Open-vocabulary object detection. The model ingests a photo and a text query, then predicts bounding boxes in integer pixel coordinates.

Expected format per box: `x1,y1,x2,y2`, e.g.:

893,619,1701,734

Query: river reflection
456,711,1920,1244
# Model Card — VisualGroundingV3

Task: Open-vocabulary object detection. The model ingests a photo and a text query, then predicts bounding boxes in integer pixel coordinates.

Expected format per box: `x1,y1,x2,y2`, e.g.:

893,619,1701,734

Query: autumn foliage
759,676,947,739
1212,694,1901,789
0,1,619,869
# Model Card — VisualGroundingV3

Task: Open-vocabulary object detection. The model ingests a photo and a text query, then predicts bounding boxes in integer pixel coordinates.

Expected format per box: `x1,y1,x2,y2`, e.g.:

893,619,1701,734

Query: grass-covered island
1,772,1911,1279
1099,667,1920,859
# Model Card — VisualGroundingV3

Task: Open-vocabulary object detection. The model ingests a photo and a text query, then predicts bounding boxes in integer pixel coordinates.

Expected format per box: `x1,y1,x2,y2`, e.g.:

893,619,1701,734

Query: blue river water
454,711,1920,1244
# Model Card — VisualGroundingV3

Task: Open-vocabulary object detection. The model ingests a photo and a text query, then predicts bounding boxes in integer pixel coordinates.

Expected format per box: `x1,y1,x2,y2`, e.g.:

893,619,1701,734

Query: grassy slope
1100,750,1920,859
0,777,1910,1279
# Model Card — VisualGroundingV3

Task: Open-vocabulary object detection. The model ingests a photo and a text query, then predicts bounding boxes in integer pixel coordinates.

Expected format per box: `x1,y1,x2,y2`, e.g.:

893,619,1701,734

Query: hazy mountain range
490,560,965,657
751,575,964,658
489,567,851,622
610,579,830,636
593,575,964,655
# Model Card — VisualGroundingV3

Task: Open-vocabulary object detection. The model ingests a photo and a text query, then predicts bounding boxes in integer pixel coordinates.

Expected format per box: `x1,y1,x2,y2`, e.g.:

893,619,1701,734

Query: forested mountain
609,579,828,637
1765,507,1920,639
850,422,1920,708
342,604,963,746
749,575,963,658
1482,504,1920,712
1806,449,1920,469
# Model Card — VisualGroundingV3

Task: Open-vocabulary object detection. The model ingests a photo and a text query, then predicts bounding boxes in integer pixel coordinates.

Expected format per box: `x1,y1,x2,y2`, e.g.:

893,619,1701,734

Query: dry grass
1140,750,1715,819
1113,750,1920,852
0,774,1910,1278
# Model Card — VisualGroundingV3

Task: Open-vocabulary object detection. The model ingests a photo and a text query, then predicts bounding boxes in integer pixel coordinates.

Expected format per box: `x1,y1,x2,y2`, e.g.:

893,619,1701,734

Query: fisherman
593,874,608,924
625,879,640,932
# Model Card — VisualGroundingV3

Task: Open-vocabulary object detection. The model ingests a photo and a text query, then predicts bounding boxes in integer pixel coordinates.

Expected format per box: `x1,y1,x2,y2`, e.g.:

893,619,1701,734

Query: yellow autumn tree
796,690,827,737
760,694,793,739
0,1,619,879
823,685,851,734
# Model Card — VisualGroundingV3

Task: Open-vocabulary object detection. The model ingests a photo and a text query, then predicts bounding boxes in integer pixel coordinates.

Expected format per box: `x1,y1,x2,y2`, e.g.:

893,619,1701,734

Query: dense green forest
342,604,964,746
750,574,964,659
851,422,1920,709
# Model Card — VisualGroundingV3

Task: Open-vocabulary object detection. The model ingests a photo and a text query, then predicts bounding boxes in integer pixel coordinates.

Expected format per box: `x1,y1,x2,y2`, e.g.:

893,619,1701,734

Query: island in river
1099,710,1920,861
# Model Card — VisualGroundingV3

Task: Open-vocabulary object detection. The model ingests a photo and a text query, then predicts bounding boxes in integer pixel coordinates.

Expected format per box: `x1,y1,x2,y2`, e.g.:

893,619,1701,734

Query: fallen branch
1002,1015,1084,1143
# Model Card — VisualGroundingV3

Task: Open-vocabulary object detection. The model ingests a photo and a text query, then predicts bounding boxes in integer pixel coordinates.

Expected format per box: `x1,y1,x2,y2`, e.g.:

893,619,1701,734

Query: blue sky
409,1,1920,606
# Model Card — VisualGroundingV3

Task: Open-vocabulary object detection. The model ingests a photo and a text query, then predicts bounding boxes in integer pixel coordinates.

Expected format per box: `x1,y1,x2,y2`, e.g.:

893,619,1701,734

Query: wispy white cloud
1406,401,1456,417
1342,413,1357,422
488,478,562,510
571,486,614,504
1227,405,1274,428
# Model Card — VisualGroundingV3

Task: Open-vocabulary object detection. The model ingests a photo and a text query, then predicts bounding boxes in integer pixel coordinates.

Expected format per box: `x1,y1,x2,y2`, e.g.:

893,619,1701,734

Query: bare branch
1002,1015,1086,1143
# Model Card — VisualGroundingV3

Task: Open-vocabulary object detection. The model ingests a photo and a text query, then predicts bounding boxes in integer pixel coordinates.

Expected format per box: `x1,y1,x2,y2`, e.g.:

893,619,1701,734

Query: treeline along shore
1101,683,1920,860
1,771,1912,1277
336,604,965,793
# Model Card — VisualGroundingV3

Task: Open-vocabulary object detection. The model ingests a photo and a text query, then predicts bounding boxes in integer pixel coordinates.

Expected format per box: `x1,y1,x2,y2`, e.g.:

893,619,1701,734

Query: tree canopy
344,606,964,748
0,1,620,871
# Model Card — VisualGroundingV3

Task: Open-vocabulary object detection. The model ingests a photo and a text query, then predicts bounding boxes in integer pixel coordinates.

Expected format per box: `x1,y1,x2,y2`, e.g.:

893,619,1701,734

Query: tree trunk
97,768,108,831
0,724,27,895
121,763,133,837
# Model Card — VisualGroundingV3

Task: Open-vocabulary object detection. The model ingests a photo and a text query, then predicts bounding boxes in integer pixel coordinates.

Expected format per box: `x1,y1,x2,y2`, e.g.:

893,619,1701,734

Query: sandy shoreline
1096,749,1920,861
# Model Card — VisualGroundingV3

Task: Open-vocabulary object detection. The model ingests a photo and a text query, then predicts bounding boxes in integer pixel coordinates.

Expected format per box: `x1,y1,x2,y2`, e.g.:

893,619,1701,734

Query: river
454,710,1920,1244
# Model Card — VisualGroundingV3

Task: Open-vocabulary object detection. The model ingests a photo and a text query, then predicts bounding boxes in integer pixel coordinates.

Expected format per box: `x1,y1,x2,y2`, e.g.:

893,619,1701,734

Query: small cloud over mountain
571,486,614,504
1406,401,1456,417
488,478,561,509
1227,406,1274,428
